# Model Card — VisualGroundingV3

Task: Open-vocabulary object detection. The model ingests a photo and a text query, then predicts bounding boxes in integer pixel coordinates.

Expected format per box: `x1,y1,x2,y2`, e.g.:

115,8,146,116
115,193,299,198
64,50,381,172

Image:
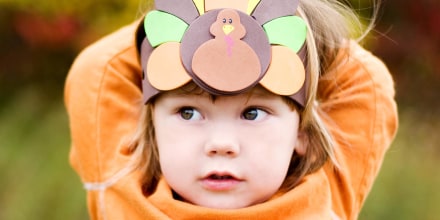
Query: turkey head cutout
192,9,261,93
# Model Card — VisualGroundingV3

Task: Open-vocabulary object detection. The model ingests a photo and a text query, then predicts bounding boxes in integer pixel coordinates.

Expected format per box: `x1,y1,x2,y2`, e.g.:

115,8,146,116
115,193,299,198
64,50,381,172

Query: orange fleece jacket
64,21,398,220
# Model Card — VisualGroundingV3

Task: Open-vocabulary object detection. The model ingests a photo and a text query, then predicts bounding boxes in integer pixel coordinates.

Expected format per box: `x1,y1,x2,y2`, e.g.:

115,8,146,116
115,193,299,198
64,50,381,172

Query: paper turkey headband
138,0,309,106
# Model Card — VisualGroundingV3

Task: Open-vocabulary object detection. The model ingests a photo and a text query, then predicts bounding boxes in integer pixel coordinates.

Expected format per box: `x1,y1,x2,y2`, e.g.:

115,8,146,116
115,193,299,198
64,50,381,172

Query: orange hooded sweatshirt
65,21,398,220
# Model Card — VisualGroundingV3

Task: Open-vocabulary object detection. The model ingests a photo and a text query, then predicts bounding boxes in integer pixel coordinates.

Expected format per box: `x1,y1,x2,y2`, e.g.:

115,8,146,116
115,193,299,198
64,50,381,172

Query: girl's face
153,86,305,209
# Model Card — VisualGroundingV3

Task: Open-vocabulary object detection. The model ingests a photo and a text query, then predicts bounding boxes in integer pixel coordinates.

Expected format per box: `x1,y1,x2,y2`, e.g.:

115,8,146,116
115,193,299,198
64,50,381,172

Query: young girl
65,0,398,219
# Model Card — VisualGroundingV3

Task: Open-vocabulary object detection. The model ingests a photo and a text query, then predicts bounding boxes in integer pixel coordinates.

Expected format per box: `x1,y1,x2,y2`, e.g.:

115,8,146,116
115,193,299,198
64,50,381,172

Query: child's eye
179,107,203,121
241,108,268,121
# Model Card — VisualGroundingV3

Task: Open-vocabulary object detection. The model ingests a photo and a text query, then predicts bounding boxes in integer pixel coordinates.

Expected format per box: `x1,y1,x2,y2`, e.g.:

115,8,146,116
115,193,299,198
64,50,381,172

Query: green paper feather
263,16,307,52
144,10,189,47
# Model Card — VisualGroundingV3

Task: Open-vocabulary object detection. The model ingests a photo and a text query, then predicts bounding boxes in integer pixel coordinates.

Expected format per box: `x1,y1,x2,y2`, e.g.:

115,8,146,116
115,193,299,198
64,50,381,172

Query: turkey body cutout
192,9,261,92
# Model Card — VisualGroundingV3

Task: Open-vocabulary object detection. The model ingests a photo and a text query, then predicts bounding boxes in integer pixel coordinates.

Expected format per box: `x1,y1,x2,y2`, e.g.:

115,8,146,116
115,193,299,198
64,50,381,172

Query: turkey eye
229,19,233,24
222,18,227,23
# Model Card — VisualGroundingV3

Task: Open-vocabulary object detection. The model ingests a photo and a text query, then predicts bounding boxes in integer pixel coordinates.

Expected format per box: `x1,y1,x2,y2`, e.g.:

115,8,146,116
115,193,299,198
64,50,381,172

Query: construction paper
155,0,199,23
140,38,161,103
259,46,305,95
181,9,271,78
146,42,191,91
140,0,308,105
140,38,153,77
205,0,249,13
263,16,307,52
287,45,308,106
209,9,246,39
252,0,299,24
247,0,261,15
192,0,205,15
191,9,261,92
144,10,188,47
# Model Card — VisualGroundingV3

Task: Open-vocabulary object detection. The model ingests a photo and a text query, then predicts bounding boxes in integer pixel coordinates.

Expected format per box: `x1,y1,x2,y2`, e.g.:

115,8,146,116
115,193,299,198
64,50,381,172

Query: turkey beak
223,25,234,35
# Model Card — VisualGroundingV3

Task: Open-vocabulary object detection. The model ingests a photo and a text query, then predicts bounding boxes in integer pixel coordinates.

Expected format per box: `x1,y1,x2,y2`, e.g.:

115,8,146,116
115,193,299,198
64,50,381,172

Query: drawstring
83,164,136,220
330,210,341,220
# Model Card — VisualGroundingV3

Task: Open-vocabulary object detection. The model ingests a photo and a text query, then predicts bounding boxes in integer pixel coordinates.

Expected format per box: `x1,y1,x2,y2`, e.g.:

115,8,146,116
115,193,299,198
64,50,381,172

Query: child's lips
200,172,243,191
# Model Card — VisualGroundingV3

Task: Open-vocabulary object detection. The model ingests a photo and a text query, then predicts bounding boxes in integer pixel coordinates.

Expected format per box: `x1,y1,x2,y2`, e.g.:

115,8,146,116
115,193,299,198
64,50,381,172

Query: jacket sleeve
64,22,142,219
318,41,398,219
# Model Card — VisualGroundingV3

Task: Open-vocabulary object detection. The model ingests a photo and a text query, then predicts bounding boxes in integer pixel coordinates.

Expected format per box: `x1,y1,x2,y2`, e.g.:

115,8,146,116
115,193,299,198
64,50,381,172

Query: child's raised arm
318,41,398,219
64,22,144,219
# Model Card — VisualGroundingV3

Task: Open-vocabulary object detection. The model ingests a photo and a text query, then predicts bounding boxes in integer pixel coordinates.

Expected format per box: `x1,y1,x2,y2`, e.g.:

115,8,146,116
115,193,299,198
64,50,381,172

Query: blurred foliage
369,0,440,111
0,0,152,104
0,89,88,219
0,0,150,35
0,0,439,219
360,110,440,220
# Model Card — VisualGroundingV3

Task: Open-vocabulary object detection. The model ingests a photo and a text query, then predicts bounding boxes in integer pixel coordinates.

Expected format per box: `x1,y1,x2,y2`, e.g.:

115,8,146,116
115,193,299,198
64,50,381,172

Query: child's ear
295,131,308,156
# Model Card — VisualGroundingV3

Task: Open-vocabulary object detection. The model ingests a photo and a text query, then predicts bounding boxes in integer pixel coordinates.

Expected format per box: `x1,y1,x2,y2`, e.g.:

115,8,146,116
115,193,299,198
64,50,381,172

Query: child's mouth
201,172,242,191
209,174,234,180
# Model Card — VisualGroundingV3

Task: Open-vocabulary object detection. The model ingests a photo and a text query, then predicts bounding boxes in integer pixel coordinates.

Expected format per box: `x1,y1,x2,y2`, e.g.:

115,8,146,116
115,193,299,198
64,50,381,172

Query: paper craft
252,0,299,24
180,9,271,85
140,0,308,106
192,9,261,92
155,0,200,23
260,46,305,95
144,11,188,47
192,0,205,15
263,16,307,52
246,0,261,14
205,0,250,14
146,42,191,90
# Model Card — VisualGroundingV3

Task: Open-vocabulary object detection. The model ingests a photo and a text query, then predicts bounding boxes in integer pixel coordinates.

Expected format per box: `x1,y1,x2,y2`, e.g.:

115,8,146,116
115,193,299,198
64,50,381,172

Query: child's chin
191,197,260,210
199,202,249,210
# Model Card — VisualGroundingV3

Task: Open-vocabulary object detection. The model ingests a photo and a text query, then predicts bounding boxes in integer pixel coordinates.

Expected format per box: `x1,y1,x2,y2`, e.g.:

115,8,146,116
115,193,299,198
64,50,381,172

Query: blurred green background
0,0,439,219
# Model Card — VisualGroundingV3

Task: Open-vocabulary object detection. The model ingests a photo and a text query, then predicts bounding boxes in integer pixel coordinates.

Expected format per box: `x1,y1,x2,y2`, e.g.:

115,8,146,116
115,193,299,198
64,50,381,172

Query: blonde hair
130,0,381,194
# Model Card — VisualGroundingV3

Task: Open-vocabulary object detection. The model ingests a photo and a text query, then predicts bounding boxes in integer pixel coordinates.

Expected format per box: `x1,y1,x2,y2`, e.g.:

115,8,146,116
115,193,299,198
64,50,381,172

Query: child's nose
205,140,240,157
204,126,240,157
